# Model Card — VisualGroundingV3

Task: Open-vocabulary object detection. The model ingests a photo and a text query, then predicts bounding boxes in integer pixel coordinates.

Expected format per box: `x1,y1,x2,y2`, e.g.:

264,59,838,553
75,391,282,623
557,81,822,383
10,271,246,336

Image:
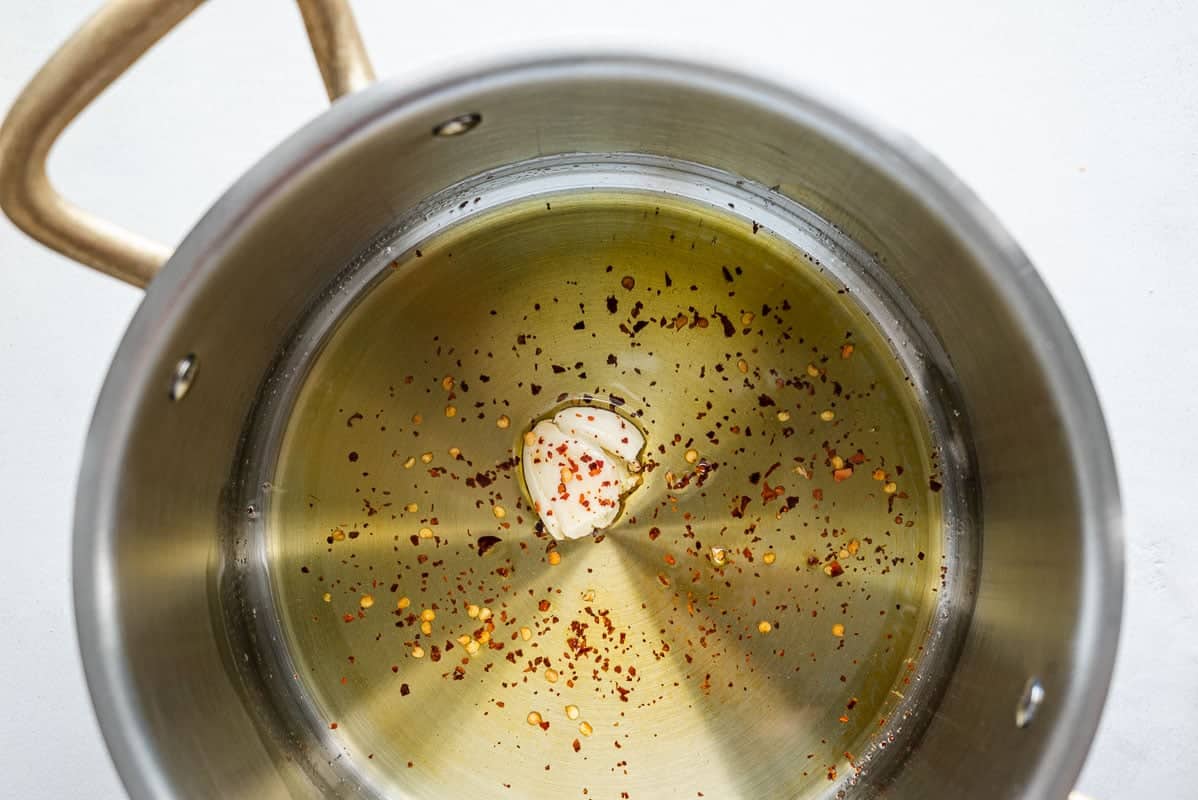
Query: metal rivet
1015,677,1045,728
432,113,481,137
169,354,198,401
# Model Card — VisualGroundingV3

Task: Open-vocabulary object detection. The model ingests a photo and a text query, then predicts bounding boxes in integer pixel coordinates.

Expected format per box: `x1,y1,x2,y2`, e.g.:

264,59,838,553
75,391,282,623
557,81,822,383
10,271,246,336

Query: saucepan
0,1,1121,798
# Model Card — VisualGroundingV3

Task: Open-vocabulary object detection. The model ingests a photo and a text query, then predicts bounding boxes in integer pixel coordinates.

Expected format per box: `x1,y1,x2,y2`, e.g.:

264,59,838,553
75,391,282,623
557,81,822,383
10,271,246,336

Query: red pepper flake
329,722,338,730
572,739,582,752
648,527,661,541
823,560,844,577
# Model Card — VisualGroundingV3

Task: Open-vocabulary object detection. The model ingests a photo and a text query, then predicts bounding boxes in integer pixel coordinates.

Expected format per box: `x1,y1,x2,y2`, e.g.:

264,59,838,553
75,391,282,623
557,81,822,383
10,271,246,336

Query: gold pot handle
0,0,373,288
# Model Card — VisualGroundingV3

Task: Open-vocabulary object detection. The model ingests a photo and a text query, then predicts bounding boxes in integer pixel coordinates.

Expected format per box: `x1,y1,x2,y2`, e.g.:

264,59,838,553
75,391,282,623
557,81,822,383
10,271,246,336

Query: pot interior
234,155,974,798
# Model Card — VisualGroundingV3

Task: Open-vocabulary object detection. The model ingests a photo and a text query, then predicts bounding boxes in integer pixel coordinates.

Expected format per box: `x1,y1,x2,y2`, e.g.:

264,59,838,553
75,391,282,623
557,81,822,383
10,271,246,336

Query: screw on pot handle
0,0,374,289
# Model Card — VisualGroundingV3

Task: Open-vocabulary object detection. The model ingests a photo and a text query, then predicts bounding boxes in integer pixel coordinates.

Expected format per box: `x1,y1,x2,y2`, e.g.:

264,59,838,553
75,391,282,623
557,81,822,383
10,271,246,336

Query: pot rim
73,53,1123,799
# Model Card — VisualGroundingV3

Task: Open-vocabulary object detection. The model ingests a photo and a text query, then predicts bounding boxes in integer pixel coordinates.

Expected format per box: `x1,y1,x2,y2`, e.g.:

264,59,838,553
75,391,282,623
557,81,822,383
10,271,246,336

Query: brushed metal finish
0,0,198,286
71,57,1121,799
296,0,375,101
0,0,372,286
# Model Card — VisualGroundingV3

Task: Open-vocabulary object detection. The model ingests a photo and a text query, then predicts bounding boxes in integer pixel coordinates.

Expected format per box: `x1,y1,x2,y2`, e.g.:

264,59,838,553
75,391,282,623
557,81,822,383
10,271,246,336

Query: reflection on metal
432,112,482,137
167,354,198,402
1015,676,1046,728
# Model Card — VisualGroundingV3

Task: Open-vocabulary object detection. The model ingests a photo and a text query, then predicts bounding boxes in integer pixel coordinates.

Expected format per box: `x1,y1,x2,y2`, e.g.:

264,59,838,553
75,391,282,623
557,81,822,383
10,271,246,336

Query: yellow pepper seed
578,721,593,736
397,596,411,610
565,704,580,720
820,410,835,422
758,621,772,634
359,594,374,609
527,711,543,726
832,623,846,638
497,415,511,429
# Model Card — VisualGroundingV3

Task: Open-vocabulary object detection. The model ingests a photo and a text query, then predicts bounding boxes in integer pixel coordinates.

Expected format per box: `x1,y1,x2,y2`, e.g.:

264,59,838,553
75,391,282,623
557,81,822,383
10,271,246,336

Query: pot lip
72,52,1123,800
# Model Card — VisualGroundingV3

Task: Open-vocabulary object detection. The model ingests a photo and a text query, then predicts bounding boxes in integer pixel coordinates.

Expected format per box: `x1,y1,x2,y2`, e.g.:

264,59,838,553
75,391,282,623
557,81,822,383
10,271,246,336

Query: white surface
1,1,1194,797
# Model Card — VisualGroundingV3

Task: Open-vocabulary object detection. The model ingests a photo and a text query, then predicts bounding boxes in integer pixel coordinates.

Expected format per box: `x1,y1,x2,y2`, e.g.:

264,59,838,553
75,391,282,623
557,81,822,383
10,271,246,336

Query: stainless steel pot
0,2,1121,798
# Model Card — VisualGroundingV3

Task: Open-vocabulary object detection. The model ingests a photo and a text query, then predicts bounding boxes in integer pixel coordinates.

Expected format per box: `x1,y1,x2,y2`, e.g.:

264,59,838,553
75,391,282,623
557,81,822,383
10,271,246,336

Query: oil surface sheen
268,192,946,798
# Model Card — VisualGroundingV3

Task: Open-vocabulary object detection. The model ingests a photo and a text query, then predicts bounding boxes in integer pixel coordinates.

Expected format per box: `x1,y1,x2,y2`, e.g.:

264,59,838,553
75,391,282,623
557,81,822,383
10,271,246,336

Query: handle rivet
432,113,481,137
1015,677,1045,728
168,354,199,402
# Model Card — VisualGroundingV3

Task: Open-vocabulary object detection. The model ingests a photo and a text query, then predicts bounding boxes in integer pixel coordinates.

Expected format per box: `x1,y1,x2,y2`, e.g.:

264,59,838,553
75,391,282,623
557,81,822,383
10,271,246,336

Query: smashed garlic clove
551,407,645,468
522,408,644,541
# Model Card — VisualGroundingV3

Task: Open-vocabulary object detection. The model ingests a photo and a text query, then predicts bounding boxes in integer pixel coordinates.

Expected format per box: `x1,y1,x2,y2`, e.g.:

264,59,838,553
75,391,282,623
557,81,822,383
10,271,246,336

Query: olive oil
266,190,948,798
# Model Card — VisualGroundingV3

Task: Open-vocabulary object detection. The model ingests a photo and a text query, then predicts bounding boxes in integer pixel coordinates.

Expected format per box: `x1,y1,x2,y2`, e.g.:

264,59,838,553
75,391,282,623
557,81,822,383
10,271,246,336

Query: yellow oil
267,192,945,798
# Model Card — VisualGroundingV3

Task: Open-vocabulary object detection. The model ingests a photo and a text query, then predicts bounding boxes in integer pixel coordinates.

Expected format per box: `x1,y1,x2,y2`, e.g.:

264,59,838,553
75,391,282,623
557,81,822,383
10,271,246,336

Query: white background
1,1,1194,798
